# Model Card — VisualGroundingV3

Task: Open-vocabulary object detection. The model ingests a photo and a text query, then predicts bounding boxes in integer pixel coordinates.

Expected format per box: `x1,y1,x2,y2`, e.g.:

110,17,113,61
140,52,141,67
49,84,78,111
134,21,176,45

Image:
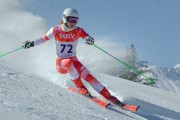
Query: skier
22,8,122,105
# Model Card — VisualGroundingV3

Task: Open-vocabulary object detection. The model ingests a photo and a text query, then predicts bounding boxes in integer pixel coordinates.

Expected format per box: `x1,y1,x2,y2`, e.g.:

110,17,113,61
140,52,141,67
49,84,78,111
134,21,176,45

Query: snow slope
1,64,180,120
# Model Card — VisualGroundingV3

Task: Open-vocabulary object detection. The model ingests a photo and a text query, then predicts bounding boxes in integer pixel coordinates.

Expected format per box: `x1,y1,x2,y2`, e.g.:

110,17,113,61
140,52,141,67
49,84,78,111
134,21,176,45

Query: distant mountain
143,64,180,93
175,64,180,74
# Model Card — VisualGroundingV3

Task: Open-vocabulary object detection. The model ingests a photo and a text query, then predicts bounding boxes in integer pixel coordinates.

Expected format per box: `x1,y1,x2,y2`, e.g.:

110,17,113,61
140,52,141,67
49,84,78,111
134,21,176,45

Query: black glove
84,36,94,45
22,41,34,49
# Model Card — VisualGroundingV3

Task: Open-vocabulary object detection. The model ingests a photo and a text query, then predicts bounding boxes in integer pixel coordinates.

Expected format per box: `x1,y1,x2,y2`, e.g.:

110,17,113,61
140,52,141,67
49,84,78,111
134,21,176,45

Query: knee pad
56,59,68,74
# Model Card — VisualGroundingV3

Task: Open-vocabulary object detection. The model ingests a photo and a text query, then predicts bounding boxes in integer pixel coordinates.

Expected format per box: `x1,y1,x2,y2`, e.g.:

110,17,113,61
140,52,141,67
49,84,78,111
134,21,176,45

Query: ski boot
78,86,93,98
72,77,92,98
100,87,124,106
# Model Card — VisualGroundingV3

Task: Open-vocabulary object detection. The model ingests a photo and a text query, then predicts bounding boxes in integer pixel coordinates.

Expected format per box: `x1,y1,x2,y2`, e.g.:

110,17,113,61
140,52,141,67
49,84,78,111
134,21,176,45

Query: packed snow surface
0,64,180,120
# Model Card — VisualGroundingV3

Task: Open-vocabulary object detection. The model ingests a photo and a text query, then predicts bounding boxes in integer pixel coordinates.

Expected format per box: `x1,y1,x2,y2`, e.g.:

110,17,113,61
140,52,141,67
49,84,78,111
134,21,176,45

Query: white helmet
62,8,79,23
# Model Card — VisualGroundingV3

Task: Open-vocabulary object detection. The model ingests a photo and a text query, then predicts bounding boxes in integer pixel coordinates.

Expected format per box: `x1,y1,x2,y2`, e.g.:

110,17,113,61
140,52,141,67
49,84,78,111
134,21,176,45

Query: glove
84,36,94,45
22,41,34,49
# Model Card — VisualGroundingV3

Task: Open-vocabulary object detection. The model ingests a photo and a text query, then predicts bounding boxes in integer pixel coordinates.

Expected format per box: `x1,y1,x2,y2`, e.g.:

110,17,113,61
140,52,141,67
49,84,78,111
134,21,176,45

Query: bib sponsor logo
59,34,75,39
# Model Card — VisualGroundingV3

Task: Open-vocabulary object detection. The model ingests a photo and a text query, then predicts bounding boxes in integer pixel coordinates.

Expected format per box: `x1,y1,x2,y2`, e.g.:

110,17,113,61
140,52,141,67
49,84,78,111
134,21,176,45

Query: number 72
60,44,73,53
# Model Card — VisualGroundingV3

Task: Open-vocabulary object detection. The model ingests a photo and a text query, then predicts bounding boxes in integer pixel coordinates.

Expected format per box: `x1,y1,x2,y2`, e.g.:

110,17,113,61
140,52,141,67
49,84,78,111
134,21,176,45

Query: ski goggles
67,17,79,23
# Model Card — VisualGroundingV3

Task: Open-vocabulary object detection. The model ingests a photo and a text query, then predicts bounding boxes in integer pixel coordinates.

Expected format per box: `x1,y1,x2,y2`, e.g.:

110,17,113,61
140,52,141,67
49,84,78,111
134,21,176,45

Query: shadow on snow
125,98,180,120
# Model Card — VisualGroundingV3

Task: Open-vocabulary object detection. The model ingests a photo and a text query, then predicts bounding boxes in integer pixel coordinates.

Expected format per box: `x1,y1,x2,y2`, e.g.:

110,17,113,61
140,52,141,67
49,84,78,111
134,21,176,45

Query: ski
99,96,140,112
68,87,110,108
120,104,140,112
68,87,140,112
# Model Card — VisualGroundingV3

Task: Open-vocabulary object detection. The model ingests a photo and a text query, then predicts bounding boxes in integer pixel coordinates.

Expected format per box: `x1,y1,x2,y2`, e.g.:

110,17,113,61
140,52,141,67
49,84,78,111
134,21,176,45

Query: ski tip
132,106,140,112
122,104,140,112
133,106,140,112
131,106,140,112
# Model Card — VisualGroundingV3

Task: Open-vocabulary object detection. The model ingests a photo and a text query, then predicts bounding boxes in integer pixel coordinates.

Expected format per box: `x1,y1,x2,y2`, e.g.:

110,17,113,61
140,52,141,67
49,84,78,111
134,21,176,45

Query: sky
18,0,180,67
0,0,180,74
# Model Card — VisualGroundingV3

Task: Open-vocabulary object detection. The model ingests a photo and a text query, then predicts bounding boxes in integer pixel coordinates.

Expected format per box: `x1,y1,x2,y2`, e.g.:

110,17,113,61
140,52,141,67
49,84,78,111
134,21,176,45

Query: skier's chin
69,25,75,28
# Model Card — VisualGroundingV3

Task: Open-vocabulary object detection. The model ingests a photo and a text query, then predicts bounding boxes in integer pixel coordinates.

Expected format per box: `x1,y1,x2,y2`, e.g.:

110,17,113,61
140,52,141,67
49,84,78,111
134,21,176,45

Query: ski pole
92,44,155,84
0,46,23,58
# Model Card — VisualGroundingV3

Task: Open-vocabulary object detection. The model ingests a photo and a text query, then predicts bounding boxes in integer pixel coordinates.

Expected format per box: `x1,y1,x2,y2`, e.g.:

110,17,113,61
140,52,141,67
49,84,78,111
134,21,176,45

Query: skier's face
67,21,77,28
66,17,78,28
